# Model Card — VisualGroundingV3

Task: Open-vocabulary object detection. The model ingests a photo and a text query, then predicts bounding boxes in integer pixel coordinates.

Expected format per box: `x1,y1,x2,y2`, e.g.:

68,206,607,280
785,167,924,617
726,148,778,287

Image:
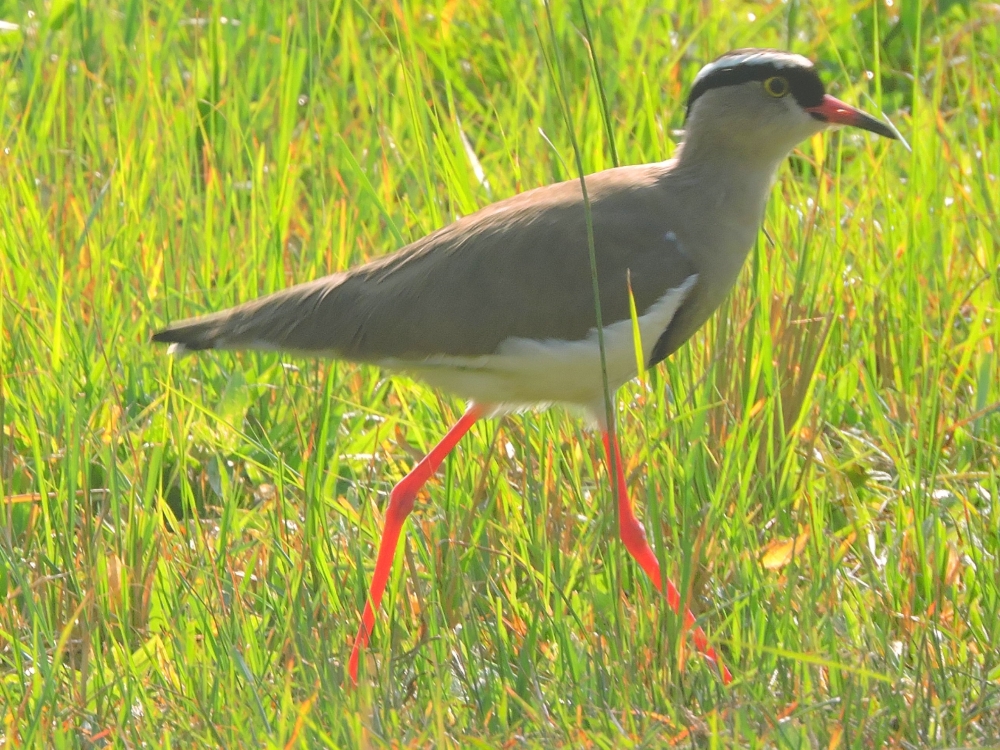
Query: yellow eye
763,76,790,98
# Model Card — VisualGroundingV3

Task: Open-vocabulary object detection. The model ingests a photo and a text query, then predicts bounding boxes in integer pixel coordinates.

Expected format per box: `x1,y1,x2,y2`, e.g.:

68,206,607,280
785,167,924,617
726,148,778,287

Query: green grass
1,0,998,746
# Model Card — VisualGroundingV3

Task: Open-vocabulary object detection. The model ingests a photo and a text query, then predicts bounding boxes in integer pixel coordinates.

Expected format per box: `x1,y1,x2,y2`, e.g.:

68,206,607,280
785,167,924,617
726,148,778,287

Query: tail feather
151,273,351,357
151,313,230,353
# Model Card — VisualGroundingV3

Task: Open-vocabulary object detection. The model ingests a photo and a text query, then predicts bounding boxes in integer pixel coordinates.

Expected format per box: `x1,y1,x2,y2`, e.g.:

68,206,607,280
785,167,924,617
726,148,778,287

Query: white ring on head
694,50,814,85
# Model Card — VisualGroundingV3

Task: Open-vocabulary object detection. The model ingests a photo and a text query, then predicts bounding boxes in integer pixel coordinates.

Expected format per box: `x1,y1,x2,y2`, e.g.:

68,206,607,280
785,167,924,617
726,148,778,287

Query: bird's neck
669,140,785,246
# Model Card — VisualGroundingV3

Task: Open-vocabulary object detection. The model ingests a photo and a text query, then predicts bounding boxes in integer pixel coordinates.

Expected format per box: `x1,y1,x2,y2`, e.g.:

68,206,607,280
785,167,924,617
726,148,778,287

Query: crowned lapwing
153,48,897,685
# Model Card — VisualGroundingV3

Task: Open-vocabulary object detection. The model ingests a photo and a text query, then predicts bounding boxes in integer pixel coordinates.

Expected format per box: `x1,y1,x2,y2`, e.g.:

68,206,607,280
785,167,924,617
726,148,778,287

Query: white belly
380,275,697,418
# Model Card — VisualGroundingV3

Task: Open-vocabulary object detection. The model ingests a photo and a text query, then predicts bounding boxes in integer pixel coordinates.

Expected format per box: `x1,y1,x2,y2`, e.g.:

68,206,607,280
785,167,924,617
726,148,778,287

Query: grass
1,0,998,746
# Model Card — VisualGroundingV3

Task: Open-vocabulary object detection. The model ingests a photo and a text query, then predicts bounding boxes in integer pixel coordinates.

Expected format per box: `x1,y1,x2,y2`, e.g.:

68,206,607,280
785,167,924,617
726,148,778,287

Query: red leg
348,406,483,684
601,431,732,685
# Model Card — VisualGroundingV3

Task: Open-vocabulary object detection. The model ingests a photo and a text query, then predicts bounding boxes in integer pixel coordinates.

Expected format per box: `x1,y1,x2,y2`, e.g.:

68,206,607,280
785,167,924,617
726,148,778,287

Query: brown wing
152,163,701,361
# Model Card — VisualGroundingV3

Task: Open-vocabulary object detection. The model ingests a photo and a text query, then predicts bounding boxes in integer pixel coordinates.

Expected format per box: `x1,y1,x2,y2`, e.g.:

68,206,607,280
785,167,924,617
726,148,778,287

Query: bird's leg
348,405,483,684
601,431,733,684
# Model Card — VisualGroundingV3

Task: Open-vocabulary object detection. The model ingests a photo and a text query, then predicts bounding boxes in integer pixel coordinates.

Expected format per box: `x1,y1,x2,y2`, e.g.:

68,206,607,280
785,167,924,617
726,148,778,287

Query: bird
152,48,897,685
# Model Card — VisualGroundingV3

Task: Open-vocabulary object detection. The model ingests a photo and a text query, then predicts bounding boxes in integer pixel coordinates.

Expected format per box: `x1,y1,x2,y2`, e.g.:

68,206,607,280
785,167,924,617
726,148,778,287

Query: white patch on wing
379,275,698,411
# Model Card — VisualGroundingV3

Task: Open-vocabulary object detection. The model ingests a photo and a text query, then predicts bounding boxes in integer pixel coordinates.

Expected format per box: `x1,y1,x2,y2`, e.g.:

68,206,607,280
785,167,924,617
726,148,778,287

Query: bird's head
682,49,896,164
